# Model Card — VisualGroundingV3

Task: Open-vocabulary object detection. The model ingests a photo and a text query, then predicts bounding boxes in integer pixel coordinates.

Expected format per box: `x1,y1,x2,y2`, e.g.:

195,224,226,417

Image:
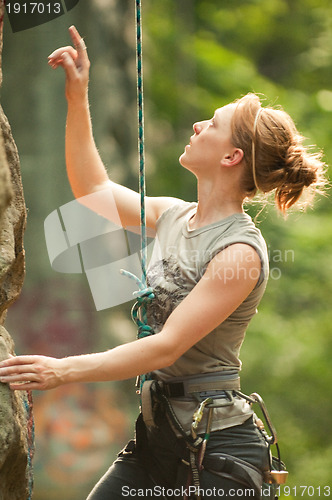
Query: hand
0,355,65,391
48,25,90,103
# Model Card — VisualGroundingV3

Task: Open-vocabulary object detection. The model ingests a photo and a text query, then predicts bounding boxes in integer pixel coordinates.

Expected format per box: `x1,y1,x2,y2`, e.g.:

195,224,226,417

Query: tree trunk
0,2,33,499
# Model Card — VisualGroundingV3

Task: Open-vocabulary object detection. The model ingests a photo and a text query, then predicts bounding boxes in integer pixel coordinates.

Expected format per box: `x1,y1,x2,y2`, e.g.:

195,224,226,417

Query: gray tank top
146,201,269,434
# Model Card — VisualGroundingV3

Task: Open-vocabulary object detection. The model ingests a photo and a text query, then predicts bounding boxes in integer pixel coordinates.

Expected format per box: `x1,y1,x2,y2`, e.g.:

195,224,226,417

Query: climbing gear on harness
151,380,204,451
198,404,214,470
236,391,277,444
140,378,254,499
140,376,288,499
235,391,288,486
191,397,213,440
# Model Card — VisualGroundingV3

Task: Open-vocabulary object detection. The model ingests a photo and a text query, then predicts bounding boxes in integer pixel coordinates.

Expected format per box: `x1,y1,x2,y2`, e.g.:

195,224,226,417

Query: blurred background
2,0,332,498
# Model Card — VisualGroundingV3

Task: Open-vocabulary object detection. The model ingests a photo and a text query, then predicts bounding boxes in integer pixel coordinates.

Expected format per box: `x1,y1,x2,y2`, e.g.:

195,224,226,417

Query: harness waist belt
160,370,241,398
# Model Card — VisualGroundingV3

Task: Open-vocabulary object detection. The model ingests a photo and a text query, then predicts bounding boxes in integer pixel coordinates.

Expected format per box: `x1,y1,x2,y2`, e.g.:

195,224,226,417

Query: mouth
184,135,194,151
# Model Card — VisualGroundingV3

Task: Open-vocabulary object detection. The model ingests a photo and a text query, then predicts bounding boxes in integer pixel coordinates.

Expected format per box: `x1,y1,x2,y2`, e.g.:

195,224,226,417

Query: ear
221,148,244,167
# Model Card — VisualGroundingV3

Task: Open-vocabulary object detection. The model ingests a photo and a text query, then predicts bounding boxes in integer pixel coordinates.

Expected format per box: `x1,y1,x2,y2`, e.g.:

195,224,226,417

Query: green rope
136,0,148,287
121,0,154,348
120,268,154,338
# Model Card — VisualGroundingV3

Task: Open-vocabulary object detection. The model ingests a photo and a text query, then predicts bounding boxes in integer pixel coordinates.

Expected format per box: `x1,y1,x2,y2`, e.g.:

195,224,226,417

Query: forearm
49,29,166,229
58,334,174,385
0,333,176,391
65,98,110,198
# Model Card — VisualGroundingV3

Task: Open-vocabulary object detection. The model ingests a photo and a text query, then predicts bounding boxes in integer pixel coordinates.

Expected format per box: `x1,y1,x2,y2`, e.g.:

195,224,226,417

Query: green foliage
144,0,332,490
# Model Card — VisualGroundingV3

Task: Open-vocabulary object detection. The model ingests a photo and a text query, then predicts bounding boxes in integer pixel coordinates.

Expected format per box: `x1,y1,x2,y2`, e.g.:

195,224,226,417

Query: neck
189,177,244,230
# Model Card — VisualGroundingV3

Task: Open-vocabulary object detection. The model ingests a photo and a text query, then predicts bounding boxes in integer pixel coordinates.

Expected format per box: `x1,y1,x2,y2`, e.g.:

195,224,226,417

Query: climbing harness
161,369,241,400
139,375,288,500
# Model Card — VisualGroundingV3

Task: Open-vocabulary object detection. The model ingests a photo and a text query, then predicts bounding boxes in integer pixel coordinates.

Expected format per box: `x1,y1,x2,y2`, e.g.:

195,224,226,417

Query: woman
0,26,326,499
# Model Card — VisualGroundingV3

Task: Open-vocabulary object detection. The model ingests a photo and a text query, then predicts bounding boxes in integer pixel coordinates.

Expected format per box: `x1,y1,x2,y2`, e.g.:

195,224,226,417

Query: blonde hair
231,93,328,214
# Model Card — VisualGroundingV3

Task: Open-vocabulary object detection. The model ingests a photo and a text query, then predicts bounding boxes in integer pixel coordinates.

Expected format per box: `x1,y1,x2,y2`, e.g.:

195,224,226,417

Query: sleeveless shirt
146,201,269,435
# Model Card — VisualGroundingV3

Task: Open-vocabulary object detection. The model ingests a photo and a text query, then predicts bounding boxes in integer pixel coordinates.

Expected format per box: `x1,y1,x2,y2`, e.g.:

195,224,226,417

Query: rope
136,0,148,287
120,0,154,347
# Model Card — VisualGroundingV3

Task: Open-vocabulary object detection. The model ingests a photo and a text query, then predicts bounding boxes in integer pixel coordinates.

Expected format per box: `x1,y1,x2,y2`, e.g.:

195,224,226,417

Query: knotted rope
121,0,154,347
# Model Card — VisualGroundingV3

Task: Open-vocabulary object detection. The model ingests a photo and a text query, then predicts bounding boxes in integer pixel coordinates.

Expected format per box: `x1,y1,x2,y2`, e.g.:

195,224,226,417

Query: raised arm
48,26,179,229
0,244,261,390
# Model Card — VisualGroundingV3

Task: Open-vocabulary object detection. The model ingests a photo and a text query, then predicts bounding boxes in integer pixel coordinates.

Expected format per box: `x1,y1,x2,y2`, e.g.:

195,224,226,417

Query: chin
179,152,185,164
179,158,190,172
179,149,191,166
179,157,196,176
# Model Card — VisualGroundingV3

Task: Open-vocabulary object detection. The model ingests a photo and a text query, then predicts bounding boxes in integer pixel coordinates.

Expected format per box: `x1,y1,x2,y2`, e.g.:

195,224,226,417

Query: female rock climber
0,26,327,500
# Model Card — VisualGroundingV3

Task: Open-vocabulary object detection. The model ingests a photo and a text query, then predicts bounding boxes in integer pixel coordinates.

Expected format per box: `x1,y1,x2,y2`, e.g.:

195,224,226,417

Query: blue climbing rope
121,0,154,347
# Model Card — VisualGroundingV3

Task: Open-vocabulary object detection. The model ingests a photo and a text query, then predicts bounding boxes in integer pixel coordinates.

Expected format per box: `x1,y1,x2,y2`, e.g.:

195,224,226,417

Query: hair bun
231,93,328,213
285,142,317,188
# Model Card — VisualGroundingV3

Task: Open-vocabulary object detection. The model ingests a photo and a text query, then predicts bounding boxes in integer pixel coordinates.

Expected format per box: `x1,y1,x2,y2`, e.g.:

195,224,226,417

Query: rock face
0,3,34,499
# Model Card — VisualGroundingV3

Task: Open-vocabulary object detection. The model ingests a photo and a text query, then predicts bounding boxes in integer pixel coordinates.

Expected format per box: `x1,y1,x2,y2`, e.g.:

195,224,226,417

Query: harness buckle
194,389,235,407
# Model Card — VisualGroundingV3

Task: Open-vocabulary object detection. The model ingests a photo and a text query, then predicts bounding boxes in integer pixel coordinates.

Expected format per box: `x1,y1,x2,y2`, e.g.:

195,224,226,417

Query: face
179,104,236,174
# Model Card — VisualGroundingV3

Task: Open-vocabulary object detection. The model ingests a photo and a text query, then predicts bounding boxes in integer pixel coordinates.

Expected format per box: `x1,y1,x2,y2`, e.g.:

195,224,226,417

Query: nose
193,122,202,134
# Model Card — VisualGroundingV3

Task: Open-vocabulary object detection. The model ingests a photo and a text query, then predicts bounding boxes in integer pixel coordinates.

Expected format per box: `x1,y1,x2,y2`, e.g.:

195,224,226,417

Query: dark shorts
86,413,273,500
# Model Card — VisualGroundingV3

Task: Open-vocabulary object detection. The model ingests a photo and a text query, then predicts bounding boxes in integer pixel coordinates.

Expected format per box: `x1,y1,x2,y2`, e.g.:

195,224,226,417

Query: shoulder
155,200,196,227
228,214,267,256
200,213,269,288
145,196,192,228
206,243,262,286
217,215,269,288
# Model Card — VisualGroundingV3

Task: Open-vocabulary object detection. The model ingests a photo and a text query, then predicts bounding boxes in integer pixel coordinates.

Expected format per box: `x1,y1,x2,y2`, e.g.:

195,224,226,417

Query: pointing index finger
69,25,87,54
